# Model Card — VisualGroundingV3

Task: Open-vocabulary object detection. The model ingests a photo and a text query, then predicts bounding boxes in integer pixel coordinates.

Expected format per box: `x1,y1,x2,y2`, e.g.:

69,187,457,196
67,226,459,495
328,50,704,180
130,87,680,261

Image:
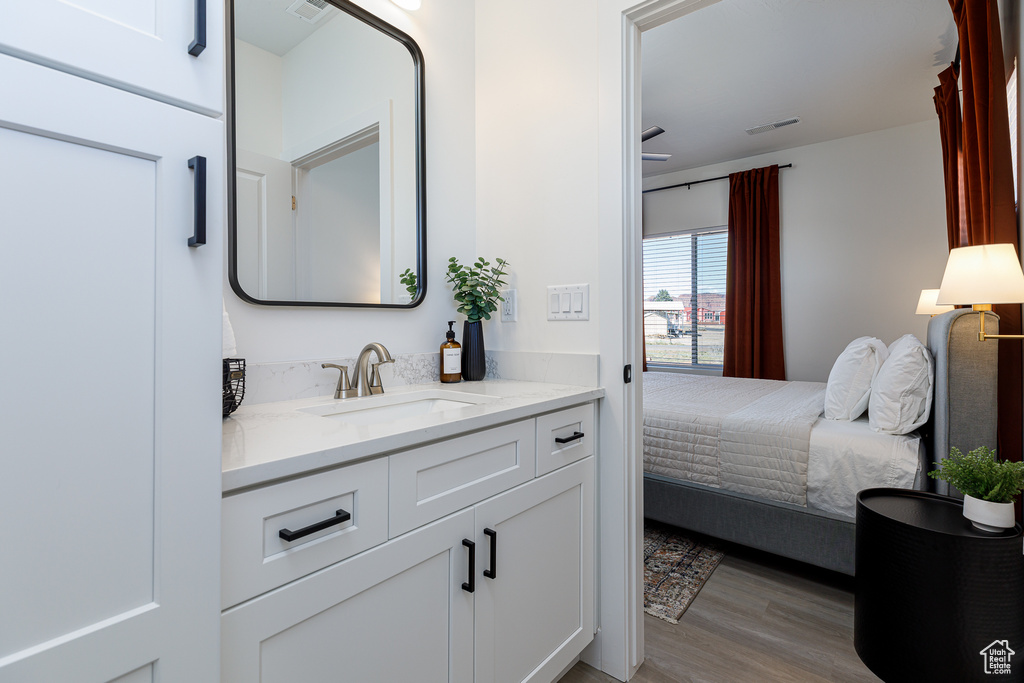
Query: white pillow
868,334,934,435
824,337,888,421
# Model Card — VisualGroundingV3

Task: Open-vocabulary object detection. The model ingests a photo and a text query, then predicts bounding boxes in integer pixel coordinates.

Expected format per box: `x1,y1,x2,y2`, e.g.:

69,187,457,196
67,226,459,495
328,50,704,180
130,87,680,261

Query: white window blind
642,228,727,368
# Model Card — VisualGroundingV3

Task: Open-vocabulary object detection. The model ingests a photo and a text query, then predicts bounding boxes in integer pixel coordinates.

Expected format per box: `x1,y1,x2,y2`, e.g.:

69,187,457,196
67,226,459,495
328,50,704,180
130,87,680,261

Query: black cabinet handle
483,528,497,579
187,156,206,247
188,0,206,56
555,431,585,444
462,539,475,593
278,509,351,542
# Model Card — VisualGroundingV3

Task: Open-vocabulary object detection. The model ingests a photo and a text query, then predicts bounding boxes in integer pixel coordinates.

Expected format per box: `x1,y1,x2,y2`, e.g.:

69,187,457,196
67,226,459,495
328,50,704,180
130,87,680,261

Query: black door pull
279,508,351,542
462,539,475,593
484,528,497,579
188,156,206,247
188,0,207,56
555,431,585,444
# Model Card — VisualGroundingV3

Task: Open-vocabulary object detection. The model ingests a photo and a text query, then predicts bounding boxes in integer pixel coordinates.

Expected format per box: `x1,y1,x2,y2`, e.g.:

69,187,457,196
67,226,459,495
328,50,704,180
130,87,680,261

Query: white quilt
643,373,826,506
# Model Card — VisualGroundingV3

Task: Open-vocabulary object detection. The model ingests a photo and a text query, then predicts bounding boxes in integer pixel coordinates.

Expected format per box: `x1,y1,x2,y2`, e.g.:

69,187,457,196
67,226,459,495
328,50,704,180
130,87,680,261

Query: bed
642,309,999,575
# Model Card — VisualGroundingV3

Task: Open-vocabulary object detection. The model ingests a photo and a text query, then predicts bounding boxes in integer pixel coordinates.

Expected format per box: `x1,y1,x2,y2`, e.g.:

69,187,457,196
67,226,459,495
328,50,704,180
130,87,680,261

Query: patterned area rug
643,522,724,624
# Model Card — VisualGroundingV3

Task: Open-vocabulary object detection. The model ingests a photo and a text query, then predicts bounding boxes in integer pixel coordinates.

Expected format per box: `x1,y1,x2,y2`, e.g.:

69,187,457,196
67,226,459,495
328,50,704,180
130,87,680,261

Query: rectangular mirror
228,0,425,307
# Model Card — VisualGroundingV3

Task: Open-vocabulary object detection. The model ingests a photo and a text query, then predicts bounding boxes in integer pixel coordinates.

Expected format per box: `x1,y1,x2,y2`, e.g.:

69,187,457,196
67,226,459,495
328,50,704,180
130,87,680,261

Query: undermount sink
298,389,496,427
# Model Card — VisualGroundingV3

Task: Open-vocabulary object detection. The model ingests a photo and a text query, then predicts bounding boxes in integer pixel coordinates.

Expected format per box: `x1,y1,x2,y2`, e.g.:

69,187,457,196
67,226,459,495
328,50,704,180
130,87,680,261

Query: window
643,228,727,369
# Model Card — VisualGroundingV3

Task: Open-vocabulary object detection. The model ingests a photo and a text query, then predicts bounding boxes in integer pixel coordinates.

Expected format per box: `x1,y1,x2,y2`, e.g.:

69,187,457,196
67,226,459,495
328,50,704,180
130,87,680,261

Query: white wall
642,120,949,381
474,0,601,354
224,0,476,363
233,40,283,159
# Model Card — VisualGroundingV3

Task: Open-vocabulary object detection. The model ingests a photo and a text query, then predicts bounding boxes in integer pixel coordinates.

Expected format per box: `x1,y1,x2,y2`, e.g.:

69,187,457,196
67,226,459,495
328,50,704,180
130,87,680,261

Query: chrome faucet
352,343,395,396
322,363,355,399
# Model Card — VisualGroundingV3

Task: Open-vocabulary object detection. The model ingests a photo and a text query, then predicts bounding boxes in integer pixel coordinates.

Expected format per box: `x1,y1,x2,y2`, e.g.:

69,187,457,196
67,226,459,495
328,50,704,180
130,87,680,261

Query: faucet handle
322,363,355,399
368,359,394,395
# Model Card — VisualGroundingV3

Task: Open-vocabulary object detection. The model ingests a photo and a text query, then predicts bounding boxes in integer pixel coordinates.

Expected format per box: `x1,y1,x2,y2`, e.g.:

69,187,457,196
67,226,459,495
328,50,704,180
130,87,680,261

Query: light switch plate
501,289,517,322
547,284,589,320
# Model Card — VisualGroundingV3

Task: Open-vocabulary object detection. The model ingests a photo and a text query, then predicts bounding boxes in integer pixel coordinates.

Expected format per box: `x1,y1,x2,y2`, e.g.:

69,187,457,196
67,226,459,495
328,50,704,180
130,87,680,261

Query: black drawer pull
279,509,351,542
188,0,207,56
555,431,585,444
187,155,206,247
462,539,475,593
484,528,497,579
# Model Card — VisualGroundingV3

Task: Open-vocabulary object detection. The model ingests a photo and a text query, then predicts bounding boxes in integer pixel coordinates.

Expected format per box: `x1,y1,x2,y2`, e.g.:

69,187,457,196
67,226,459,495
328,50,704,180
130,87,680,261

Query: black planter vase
461,320,486,381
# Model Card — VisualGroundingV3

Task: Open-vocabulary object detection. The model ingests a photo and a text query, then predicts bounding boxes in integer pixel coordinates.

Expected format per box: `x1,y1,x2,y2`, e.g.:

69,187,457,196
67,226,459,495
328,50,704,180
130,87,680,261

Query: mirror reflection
230,0,424,306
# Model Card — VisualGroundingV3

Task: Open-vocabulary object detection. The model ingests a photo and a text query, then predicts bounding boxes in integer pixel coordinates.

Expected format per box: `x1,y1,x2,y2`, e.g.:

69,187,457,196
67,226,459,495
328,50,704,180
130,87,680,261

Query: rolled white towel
223,299,238,358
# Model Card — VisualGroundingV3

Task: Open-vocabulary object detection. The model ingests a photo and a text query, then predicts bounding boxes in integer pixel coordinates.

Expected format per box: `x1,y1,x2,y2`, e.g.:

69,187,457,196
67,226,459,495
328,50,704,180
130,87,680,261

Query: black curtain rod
642,163,793,195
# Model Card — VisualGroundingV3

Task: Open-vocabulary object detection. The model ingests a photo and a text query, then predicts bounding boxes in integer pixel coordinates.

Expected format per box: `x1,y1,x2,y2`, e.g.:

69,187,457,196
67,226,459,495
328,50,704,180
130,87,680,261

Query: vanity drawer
536,404,595,476
389,420,536,537
221,457,388,609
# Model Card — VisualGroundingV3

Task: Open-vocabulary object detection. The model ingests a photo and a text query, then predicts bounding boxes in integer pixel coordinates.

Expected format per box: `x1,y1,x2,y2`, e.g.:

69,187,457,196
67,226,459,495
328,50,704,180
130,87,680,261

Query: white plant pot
962,494,1016,532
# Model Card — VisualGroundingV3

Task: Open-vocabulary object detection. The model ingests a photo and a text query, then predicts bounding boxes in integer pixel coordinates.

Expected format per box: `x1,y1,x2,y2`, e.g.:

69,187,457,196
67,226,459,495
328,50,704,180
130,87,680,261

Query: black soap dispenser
440,321,462,383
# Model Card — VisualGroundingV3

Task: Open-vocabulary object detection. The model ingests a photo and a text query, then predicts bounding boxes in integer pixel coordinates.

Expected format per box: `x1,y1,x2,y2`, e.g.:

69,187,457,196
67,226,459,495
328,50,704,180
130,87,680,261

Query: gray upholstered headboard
925,309,1000,495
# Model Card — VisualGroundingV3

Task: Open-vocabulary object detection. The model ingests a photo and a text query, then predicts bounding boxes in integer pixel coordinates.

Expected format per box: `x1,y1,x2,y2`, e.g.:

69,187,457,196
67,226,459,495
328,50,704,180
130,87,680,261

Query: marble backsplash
239,350,600,406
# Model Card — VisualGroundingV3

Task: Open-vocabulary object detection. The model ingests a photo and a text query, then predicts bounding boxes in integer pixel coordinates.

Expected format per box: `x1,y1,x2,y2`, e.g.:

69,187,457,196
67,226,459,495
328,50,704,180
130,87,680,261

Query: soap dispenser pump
440,321,462,383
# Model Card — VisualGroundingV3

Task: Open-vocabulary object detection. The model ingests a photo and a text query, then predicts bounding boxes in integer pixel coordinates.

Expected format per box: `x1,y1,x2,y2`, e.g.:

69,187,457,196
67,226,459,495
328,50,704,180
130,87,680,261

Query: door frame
592,1,722,680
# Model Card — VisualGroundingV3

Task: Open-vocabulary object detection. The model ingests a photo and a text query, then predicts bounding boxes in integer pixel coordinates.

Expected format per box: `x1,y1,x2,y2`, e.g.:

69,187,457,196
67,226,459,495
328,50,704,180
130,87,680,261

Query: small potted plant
445,256,509,380
928,446,1024,531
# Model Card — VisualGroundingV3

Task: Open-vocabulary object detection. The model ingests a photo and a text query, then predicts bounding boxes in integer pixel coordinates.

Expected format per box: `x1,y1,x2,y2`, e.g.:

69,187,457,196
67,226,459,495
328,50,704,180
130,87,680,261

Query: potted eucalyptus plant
445,256,509,381
928,446,1024,531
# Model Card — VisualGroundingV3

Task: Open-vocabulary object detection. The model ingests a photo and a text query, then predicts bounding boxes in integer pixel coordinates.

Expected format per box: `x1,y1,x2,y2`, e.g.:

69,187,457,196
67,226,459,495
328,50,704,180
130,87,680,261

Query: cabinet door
0,0,223,115
222,509,475,683
0,55,223,682
474,457,595,683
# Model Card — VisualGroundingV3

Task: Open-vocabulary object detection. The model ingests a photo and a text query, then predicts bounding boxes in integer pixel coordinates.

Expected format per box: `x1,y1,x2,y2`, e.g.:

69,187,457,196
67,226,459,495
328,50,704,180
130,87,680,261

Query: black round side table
855,489,1024,683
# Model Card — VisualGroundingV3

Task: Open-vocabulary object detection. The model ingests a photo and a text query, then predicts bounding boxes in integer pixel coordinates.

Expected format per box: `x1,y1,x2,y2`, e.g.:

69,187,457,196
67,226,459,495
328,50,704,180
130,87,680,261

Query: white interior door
474,458,595,683
0,54,223,681
0,0,224,115
235,148,295,300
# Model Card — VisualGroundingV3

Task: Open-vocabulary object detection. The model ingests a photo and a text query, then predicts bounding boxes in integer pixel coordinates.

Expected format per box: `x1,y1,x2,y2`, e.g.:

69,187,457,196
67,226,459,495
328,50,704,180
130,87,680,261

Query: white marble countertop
222,380,604,493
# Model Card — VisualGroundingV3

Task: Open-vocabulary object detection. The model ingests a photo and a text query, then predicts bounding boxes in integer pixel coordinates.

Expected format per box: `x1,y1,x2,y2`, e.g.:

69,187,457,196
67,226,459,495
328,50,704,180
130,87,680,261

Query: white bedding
644,373,825,506
643,372,922,519
806,416,921,517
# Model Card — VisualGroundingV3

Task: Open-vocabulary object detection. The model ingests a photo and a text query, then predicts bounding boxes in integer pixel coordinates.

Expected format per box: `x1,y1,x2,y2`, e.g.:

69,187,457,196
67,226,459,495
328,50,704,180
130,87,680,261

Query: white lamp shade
391,0,421,9
916,289,954,315
936,244,1024,306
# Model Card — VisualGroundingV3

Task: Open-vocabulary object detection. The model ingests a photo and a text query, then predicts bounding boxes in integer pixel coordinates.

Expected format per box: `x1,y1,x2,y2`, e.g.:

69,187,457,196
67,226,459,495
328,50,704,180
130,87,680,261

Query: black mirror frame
226,0,426,308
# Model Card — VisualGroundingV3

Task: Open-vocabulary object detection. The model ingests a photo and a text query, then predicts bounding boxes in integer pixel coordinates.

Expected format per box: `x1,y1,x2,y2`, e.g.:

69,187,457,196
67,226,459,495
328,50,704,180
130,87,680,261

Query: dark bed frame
643,309,999,575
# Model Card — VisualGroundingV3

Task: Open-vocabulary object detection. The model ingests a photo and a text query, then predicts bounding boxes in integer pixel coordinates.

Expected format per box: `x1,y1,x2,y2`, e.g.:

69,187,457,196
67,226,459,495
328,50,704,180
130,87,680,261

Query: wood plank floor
560,538,882,683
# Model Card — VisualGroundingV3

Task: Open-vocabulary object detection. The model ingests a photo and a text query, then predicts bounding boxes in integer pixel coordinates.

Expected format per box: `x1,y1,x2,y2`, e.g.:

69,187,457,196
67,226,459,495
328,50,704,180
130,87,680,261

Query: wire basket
223,358,246,417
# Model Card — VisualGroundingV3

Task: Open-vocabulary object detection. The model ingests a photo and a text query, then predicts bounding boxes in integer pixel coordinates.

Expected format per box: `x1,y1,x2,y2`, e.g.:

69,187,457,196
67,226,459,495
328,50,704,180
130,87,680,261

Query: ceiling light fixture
391,0,421,10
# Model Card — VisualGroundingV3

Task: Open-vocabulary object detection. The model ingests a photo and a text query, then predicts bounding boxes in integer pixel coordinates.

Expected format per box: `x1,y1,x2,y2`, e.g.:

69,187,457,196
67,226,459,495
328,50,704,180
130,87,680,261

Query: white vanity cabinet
222,509,477,683
0,6,224,681
220,404,596,683
475,458,594,683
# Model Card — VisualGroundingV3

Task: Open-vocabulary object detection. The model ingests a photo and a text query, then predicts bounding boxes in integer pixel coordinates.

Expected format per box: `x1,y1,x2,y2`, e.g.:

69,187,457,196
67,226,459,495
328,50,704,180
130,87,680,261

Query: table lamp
915,289,954,316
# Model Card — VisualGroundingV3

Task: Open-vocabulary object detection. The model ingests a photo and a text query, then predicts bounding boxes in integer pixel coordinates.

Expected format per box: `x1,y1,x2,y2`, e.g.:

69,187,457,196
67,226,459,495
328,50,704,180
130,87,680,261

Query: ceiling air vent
286,0,332,24
745,117,801,136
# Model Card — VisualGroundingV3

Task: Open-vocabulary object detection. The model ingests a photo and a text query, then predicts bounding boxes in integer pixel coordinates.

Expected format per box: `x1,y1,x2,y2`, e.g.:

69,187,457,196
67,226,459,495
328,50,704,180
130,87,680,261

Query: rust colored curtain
933,63,965,250
723,165,785,380
949,0,1023,492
